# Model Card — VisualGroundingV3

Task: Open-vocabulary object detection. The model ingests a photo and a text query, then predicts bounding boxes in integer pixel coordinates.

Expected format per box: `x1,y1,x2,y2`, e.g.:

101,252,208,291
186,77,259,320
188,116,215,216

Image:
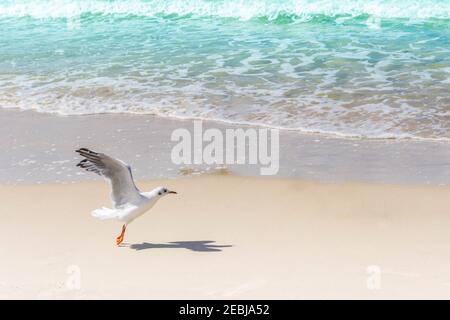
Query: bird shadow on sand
123,240,232,252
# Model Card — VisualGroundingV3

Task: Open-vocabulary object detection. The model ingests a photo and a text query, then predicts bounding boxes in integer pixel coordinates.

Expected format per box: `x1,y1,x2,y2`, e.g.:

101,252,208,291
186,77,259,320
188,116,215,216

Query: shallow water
0,0,449,140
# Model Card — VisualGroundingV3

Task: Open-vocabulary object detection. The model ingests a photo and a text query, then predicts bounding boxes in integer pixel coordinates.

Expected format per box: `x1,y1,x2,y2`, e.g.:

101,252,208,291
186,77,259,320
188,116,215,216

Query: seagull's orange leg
116,224,126,246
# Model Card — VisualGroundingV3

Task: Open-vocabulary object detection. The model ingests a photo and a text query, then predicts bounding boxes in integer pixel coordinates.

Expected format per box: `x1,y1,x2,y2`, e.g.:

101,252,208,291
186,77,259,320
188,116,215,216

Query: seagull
75,148,177,245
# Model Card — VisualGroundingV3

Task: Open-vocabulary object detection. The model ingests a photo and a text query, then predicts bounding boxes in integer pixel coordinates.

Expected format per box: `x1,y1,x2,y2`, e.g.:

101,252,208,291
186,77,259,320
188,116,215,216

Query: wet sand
1,108,450,185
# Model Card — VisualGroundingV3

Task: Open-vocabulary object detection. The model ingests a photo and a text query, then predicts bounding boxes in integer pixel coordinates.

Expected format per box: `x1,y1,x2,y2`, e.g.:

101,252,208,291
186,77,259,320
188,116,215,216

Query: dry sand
1,174,450,299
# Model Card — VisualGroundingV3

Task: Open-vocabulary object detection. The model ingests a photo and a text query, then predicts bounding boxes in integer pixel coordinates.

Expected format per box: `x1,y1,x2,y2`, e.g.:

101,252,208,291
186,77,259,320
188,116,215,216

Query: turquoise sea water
0,0,449,140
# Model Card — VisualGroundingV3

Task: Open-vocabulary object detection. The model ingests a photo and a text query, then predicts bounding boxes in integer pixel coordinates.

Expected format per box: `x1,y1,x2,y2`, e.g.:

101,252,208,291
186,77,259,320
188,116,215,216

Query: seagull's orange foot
116,235,124,246
115,224,126,246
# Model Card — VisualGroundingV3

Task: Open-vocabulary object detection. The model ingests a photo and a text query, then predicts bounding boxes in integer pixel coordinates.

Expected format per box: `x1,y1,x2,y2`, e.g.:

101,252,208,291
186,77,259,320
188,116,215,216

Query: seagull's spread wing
76,148,141,207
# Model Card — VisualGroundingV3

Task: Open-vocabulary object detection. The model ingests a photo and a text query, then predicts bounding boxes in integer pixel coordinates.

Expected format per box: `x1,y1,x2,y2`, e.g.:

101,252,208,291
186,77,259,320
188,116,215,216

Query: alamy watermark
366,265,381,290
170,121,279,175
65,265,81,290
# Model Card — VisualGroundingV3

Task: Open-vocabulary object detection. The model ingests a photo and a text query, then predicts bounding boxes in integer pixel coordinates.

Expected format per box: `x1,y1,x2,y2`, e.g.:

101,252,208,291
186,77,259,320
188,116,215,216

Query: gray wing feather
76,148,141,207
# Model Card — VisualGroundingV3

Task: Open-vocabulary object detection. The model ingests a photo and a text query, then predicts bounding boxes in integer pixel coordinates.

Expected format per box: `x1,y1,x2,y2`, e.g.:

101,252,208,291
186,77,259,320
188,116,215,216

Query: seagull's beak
168,190,177,194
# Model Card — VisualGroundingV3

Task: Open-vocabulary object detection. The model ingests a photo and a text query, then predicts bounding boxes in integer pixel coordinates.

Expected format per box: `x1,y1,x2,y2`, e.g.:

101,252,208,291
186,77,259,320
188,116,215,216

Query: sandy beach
1,109,450,299
1,174,450,299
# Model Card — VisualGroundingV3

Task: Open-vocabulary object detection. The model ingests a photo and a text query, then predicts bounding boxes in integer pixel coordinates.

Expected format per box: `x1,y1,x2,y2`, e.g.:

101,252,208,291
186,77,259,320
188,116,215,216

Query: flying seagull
75,148,177,245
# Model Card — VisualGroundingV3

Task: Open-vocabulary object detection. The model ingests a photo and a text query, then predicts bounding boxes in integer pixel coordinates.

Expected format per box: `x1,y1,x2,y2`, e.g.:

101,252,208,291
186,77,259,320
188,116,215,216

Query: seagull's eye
163,189,167,193
158,192,162,195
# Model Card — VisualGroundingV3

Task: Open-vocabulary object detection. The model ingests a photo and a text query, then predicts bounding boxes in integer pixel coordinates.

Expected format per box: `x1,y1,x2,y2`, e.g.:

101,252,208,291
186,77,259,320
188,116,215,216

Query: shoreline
6,107,450,143
1,108,450,186
1,175,450,299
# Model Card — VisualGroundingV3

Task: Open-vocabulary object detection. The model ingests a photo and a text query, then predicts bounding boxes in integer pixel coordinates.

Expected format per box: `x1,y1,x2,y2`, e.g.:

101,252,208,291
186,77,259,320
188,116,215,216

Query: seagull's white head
155,186,177,197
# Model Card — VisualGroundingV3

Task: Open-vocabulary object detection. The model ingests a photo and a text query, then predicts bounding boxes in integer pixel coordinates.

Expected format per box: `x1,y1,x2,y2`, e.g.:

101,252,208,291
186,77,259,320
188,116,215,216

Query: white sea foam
0,0,449,20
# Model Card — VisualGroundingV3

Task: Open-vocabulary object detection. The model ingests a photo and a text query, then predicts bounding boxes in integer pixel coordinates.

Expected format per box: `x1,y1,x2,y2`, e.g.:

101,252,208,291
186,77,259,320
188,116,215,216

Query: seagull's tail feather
91,207,119,220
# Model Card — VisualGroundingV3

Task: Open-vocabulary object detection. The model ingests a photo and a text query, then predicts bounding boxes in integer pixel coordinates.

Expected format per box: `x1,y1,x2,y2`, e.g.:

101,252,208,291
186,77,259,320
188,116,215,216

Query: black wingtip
76,148,99,155
76,159,88,167
76,147,89,153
